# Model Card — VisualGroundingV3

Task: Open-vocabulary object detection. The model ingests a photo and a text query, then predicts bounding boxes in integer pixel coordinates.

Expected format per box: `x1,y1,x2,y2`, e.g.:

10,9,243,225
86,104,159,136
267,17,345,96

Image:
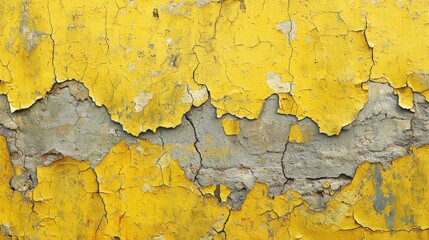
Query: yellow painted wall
2,137,429,238
1,0,428,136
0,0,428,239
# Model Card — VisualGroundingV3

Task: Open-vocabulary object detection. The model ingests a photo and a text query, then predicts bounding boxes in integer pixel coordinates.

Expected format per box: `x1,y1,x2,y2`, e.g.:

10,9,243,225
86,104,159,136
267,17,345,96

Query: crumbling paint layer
1,81,429,210
0,1,428,135
2,137,429,238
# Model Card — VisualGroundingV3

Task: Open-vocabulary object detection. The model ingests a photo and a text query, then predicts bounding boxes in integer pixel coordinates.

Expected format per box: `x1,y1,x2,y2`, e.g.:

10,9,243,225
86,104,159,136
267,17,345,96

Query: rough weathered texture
185,82,429,208
0,0,429,238
1,0,428,136
0,81,428,210
0,82,136,190
2,137,429,238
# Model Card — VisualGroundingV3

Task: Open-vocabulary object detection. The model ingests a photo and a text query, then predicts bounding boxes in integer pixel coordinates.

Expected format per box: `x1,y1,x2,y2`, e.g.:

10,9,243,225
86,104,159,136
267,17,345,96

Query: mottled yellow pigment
0,138,429,238
221,118,240,136
1,0,429,238
1,0,427,135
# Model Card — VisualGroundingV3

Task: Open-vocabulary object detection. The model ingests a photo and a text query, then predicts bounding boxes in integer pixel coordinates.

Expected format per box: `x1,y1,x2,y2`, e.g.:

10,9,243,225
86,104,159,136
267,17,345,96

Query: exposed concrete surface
0,81,427,209
0,82,137,190
0,0,428,238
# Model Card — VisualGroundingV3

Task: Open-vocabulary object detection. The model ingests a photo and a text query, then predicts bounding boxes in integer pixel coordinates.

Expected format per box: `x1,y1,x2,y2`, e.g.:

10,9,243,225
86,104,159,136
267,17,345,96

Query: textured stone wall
0,0,429,239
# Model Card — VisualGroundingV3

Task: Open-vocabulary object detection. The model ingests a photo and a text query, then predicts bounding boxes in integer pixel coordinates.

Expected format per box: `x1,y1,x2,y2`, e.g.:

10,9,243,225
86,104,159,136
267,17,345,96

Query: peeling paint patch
2,138,429,238
221,118,240,136
0,81,428,210
276,20,297,41
1,0,429,237
133,92,153,112
266,72,291,94
288,124,303,143
0,0,428,136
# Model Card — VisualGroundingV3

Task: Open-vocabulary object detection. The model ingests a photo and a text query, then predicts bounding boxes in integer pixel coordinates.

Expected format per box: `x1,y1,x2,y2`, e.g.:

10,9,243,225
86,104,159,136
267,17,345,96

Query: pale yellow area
221,118,240,136
322,181,330,189
0,138,429,238
0,1,428,135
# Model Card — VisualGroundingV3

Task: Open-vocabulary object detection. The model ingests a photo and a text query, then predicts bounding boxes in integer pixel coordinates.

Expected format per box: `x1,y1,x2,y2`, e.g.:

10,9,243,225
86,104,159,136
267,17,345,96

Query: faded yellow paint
288,124,312,143
288,124,303,143
1,137,429,238
1,0,429,238
1,0,427,136
322,181,330,189
221,118,240,136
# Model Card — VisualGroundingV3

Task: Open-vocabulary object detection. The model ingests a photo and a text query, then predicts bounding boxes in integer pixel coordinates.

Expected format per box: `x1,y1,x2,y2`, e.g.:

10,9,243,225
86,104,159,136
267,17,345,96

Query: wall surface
0,0,429,239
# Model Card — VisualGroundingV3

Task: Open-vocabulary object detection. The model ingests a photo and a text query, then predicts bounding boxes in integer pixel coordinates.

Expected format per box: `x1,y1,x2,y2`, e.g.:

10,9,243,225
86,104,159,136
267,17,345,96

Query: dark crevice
286,0,294,81
363,16,375,82
93,169,109,235
47,0,57,82
280,140,290,191
184,113,204,187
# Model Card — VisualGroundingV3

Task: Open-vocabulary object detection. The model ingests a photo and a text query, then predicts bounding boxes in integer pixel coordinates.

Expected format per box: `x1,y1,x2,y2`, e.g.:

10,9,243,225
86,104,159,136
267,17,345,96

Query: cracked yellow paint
48,0,217,135
93,140,229,239
226,183,303,239
227,145,429,239
1,0,427,135
0,136,34,238
0,0,429,135
221,118,240,136
366,0,429,106
0,1,54,111
1,138,429,238
194,0,293,120
283,1,372,135
32,158,105,239
1,0,429,237
0,138,230,239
